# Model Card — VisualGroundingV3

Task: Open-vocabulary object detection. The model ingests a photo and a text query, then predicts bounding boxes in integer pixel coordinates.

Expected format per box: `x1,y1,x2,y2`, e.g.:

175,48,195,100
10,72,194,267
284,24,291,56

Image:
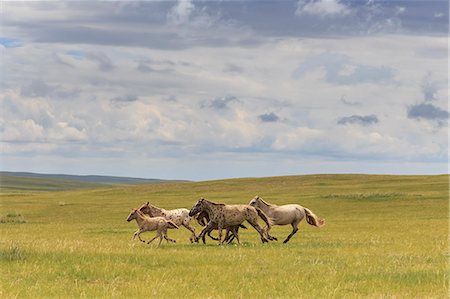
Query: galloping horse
138,202,198,243
189,198,276,245
126,209,178,246
194,210,247,244
249,196,325,243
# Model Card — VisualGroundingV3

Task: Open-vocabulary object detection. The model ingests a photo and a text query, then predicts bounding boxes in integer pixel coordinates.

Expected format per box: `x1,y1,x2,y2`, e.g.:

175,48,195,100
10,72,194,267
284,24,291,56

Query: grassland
1,174,448,298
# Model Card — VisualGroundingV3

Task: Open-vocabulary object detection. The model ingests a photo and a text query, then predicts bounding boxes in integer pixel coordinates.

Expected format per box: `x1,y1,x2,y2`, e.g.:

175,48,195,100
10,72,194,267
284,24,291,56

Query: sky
0,0,448,181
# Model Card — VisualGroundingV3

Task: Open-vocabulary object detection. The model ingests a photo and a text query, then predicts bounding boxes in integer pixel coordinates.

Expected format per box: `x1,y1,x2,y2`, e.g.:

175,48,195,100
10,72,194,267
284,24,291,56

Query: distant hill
0,171,187,193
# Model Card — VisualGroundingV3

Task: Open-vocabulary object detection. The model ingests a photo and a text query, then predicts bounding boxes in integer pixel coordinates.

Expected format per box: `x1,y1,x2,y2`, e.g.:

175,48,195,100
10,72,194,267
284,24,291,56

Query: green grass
1,174,448,298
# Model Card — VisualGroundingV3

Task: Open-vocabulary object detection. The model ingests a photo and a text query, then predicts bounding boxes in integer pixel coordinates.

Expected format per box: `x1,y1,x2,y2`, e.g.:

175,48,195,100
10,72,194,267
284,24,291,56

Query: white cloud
296,0,351,17
167,0,195,25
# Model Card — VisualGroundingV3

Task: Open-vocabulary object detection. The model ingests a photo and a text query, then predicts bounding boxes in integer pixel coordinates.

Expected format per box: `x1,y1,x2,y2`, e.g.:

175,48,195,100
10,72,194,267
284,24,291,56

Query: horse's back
166,208,191,225
271,204,305,225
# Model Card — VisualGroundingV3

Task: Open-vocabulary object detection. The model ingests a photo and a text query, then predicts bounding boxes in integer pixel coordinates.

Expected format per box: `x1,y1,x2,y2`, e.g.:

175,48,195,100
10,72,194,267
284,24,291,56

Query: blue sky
0,1,448,180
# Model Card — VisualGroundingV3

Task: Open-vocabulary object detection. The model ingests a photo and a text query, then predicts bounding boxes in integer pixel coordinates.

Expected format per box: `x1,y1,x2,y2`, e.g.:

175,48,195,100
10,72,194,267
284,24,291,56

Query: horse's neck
149,205,165,216
203,201,221,220
258,199,275,212
135,212,147,226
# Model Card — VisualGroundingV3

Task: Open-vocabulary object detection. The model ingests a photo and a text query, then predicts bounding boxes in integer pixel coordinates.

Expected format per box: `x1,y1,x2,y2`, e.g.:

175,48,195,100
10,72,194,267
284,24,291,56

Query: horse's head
126,209,139,222
189,197,205,217
249,196,261,207
195,210,209,226
138,202,152,216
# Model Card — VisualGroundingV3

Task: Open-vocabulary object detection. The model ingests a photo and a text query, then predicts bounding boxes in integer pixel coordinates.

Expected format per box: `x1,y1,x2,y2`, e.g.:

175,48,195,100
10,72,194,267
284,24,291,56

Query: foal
138,202,198,243
126,209,178,246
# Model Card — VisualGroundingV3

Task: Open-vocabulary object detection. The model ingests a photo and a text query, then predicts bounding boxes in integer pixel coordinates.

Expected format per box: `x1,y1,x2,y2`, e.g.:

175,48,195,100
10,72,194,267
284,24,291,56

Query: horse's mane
136,210,146,217
140,202,162,211
203,199,225,206
136,209,153,220
258,197,273,207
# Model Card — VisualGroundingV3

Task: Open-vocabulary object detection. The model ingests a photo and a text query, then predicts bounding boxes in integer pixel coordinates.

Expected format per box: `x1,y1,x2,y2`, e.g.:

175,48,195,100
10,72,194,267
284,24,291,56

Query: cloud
20,80,79,99
293,52,394,85
20,80,55,98
258,112,280,123
296,0,351,17
421,74,438,102
407,103,449,122
86,51,114,71
340,96,361,106
201,96,239,110
111,95,139,103
224,64,244,74
167,0,195,25
52,53,74,68
137,63,172,73
337,115,379,126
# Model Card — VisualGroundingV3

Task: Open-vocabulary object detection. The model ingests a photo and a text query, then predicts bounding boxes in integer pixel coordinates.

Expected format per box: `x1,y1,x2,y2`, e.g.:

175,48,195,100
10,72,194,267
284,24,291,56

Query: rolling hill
0,171,187,193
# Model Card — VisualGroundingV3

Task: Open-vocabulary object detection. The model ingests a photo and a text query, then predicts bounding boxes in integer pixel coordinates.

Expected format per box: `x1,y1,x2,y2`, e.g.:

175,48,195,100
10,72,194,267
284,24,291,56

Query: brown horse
126,209,178,246
189,198,276,245
138,202,198,243
249,196,325,243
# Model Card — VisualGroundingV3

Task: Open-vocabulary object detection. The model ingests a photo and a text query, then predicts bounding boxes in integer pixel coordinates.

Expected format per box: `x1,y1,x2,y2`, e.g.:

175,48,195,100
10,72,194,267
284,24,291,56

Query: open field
1,174,448,298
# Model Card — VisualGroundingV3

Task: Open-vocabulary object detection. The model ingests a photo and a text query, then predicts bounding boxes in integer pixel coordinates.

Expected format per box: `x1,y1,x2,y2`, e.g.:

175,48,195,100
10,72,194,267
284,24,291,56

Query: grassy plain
1,174,448,298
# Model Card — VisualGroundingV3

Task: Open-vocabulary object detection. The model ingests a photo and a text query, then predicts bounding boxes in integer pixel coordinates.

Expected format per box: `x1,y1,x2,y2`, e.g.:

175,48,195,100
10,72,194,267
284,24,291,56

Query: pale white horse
126,209,178,246
249,196,325,243
138,202,198,243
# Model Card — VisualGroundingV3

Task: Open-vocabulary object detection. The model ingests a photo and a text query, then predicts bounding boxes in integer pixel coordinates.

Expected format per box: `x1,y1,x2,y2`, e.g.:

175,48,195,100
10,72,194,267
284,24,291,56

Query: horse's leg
182,222,198,243
164,235,176,243
227,226,240,244
223,229,232,243
207,230,219,241
137,229,147,243
283,221,300,244
217,224,224,245
157,229,164,246
199,222,215,244
132,229,140,241
164,228,176,243
247,220,269,243
147,233,159,244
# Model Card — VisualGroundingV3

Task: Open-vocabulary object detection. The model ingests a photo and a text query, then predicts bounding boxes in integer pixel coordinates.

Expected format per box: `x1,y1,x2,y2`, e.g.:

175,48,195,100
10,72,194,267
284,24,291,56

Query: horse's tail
304,207,325,227
255,207,271,230
167,220,179,229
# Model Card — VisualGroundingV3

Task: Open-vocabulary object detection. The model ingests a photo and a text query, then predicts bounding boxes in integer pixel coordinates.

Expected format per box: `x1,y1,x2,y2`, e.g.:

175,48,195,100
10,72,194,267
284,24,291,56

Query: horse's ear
146,202,149,205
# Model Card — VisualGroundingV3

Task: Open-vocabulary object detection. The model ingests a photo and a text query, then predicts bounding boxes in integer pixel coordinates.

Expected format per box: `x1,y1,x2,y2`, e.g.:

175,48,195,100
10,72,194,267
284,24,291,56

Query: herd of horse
126,196,325,246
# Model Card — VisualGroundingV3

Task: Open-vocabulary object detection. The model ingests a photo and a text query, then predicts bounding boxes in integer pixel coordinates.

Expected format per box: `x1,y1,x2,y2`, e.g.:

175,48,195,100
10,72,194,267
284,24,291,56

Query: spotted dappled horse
249,196,325,243
193,210,247,244
189,197,277,245
138,202,198,243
